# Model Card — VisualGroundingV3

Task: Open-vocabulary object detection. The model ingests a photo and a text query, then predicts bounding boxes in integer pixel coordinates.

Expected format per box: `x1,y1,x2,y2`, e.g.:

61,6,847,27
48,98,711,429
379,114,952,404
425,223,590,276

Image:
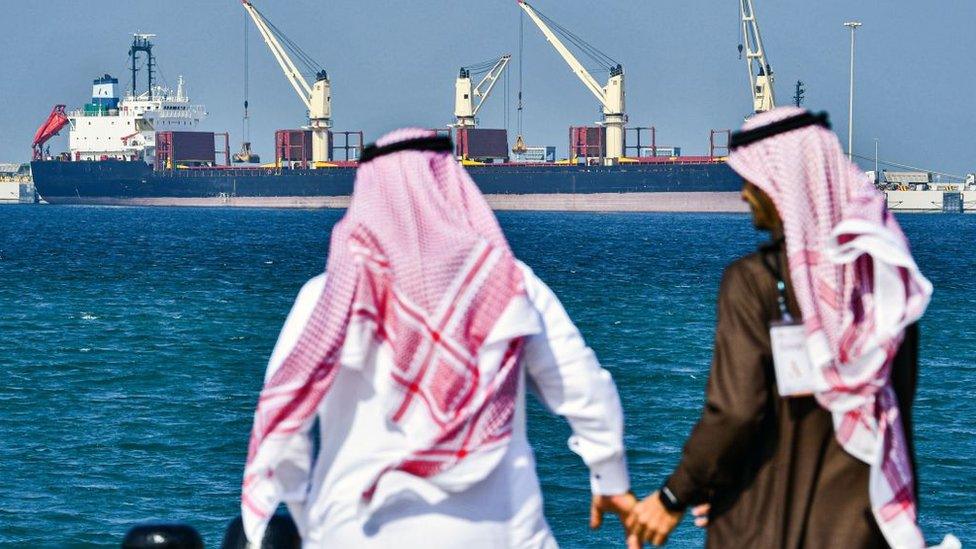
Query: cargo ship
31,4,747,212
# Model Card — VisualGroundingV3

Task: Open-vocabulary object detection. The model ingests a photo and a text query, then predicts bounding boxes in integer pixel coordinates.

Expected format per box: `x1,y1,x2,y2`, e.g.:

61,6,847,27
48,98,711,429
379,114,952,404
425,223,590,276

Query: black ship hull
30,159,746,211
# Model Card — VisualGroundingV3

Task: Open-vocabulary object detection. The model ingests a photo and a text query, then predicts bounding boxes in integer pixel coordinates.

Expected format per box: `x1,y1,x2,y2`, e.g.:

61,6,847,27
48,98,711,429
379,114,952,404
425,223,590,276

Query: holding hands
589,492,638,530
625,491,684,547
591,489,710,547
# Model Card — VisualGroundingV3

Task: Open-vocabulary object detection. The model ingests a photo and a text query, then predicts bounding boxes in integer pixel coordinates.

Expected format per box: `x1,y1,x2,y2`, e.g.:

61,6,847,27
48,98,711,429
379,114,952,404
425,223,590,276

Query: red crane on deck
32,105,69,160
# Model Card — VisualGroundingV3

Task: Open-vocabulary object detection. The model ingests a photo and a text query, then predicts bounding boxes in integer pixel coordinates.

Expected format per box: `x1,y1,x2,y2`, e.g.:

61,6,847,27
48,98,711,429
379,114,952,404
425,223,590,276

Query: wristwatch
658,483,685,513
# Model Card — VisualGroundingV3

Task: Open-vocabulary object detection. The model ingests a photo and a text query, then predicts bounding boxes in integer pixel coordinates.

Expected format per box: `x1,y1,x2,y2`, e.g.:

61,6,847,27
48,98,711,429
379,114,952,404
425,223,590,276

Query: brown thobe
665,244,918,549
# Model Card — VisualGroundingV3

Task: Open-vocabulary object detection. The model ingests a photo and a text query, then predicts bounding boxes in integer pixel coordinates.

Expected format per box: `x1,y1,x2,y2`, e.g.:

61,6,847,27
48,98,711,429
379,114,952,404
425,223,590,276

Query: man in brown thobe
632,235,918,547
625,108,930,548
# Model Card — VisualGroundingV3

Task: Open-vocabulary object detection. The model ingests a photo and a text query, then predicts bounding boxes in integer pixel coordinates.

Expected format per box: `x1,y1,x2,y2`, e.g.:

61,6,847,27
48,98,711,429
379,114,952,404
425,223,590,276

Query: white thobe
263,262,628,548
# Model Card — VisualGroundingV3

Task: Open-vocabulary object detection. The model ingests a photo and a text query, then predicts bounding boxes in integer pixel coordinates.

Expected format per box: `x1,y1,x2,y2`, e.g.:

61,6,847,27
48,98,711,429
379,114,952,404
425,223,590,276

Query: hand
590,492,638,530
624,491,684,547
691,503,710,528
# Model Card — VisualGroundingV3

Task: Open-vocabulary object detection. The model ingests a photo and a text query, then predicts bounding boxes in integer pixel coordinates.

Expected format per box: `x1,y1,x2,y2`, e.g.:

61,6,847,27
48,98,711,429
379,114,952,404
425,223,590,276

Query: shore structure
0,163,35,204
880,172,976,212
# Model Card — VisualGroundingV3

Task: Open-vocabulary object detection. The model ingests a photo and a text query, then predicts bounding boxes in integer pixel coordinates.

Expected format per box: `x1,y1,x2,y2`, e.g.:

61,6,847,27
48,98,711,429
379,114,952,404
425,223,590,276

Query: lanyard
760,240,794,323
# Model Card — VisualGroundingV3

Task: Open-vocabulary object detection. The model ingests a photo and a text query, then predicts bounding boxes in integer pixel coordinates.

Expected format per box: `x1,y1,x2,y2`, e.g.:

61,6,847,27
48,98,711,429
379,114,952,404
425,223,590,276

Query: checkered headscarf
728,108,933,547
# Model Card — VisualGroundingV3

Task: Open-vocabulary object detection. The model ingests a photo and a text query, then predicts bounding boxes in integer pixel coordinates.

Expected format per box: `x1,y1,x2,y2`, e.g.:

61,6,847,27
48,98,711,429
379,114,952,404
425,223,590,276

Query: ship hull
30,160,747,212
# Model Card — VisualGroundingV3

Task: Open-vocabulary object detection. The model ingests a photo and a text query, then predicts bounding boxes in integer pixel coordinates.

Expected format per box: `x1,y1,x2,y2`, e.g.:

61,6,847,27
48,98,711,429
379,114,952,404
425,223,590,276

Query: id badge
770,321,815,397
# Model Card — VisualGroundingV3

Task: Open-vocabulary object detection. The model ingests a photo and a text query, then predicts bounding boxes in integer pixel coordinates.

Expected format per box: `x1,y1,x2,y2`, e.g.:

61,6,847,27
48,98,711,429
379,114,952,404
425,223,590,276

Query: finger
619,493,638,512
628,520,648,543
624,510,637,531
692,503,711,517
627,533,642,549
694,516,708,528
626,520,643,540
590,503,602,530
652,530,667,546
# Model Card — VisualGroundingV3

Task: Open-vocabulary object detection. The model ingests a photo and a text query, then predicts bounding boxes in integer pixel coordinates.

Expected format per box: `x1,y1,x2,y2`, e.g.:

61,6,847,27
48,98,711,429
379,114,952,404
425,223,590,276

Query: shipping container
943,192,963,213
456,128,508,161
155,131,216,169
639,146,682,157
518,146,557,163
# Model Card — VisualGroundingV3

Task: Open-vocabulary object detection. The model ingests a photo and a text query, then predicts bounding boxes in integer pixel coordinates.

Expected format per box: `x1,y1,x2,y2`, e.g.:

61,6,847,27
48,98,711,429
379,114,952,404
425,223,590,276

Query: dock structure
880,170,976,212
0,163,35,204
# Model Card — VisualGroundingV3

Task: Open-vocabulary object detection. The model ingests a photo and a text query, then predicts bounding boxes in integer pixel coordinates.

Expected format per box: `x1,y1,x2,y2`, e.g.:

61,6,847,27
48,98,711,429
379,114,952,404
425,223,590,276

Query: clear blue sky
2,1,973,176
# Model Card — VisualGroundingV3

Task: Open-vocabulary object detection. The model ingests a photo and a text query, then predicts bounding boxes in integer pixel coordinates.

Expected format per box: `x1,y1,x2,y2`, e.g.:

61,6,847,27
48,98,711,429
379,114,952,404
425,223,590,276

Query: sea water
0,207,972,547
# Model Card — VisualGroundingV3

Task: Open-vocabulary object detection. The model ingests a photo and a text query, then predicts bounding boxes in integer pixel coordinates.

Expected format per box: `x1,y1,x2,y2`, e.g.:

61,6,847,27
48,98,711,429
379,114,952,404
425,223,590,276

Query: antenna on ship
793,80,805,107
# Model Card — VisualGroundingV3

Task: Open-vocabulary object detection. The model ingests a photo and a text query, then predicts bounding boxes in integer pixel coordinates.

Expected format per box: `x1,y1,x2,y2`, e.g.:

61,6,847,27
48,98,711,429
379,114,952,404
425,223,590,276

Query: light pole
844,21,862,162
873,138,879,183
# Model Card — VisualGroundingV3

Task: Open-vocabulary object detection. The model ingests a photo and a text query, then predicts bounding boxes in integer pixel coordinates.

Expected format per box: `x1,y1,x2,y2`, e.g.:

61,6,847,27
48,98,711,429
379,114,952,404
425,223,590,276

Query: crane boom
454,55,511,128
740,0,775,113
472,55,511,117
517,0,626,160
241,0,332,163
242,0,311,109
517,1,606,106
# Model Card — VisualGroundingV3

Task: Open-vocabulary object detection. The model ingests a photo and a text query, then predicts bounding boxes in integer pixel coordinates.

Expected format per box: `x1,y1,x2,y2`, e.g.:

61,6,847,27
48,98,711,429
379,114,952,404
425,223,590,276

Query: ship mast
129,34,156,99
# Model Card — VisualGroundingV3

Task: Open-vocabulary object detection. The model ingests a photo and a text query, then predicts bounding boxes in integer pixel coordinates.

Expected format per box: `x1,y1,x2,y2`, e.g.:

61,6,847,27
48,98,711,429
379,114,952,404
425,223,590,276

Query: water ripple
0,207,972,546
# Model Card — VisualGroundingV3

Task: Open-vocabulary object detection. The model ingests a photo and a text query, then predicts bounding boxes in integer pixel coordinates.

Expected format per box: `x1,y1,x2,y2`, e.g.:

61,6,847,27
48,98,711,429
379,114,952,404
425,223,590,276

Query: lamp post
873,138,879,183
844,21,862,162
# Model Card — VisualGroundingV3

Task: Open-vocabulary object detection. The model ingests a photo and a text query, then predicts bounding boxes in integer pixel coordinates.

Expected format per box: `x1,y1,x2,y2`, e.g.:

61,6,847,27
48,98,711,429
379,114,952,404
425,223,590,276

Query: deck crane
31,105,69,160
453,55,511,129
241,0,332,164
739,0,775,113
517,0,626,160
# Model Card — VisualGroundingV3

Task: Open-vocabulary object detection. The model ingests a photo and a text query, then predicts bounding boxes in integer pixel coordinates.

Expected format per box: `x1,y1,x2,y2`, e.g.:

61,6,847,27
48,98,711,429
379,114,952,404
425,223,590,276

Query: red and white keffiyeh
727,108,934,547
241,128,539,542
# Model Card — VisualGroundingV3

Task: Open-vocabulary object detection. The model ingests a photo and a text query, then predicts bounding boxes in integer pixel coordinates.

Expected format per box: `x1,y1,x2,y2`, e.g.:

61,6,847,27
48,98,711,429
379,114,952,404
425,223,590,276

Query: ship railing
463,156,726,168
142,109,207,123
66,108,115,118
154,166,289,178
156,162,363,177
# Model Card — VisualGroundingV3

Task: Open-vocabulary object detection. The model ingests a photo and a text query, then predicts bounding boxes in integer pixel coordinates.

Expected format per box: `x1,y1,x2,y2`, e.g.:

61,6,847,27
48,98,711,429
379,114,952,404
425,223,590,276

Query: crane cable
243,10,250,144
461,57,504,75
249,3,324,79
513,10,526,154
261,11,323,78
849,153,967,182
533,7,619,71
504,57,509,135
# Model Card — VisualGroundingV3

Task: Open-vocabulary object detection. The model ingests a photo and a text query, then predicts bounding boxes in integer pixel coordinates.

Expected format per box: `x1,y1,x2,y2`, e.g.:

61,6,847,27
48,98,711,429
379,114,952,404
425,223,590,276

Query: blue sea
1,207,973,547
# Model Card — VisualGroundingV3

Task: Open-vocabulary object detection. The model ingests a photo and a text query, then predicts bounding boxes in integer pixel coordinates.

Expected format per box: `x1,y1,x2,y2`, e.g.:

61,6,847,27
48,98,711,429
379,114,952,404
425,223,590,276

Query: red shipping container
155,131,216,168
456,128,508,161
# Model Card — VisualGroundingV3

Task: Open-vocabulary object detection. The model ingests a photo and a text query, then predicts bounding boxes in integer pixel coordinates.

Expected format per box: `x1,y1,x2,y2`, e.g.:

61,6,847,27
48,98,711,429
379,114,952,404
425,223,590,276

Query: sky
2,1,974,177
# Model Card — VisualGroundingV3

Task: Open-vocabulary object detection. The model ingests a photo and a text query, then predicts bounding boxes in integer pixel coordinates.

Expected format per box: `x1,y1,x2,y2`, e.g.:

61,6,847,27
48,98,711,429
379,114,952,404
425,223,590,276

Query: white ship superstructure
67,74,206,162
